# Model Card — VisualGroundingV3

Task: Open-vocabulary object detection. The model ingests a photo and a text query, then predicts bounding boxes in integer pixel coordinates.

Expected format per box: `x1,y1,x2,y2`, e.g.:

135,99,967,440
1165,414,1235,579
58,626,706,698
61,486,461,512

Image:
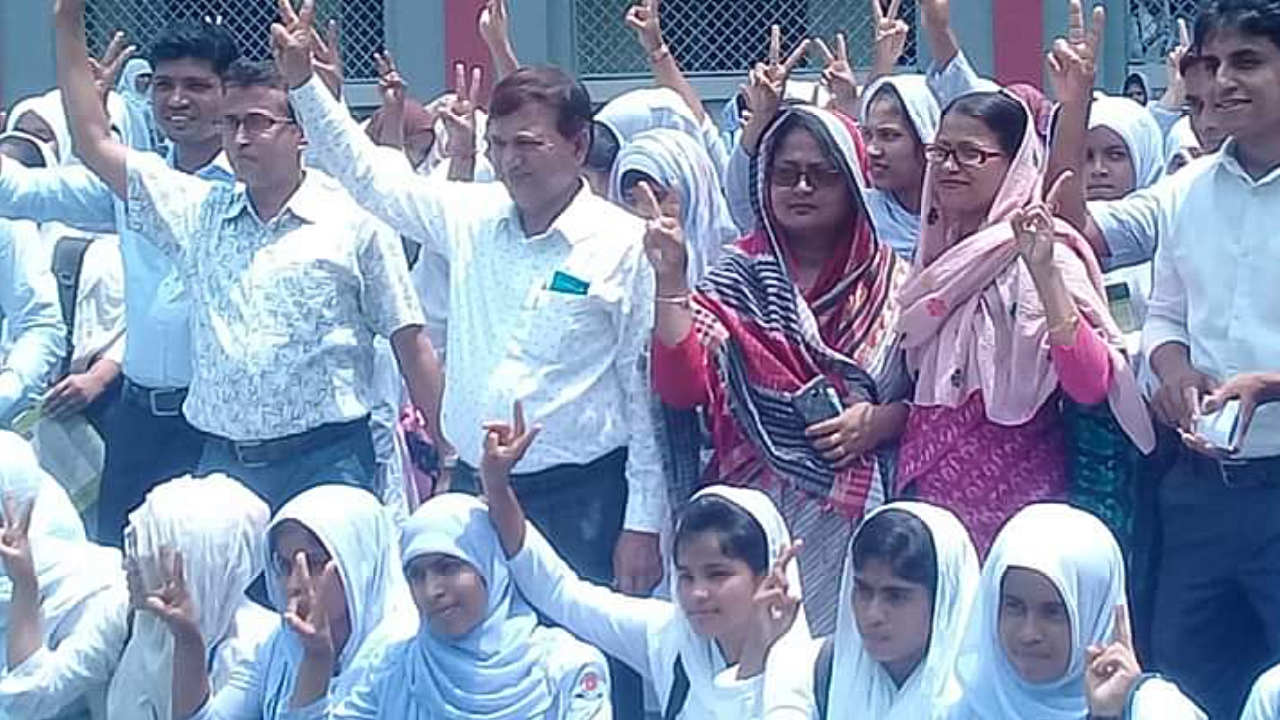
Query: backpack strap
663,654,690,720
814,636,836,720
50,236,93,377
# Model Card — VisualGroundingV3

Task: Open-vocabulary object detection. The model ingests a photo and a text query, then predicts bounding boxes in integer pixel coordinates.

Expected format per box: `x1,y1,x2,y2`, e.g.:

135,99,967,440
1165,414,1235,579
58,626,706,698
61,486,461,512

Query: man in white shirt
1052,1,1280,716
52,0,447,512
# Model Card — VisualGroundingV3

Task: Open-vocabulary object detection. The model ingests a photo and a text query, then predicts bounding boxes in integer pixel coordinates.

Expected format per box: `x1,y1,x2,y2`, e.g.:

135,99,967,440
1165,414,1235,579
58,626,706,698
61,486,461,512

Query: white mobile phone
1195,399,1243,452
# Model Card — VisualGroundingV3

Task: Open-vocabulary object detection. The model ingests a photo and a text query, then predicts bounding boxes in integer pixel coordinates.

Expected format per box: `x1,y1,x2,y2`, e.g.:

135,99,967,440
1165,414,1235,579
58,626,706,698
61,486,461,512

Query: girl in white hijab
479,406,811,720
5,90,130,166
169,485,416,720
948,503,1203,720
0,471,275,720
1084,95,1166,201
858,75,941,260
114,57,158,152
764,501,978,719
611,128,740,286
1244,664,1280,720
307,493,611,719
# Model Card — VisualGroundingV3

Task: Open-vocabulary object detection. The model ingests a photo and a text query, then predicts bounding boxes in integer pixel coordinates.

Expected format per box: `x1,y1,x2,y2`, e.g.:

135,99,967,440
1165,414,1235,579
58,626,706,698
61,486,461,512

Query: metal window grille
85,0,384,81
574,0,919,79
1127,0,1206,64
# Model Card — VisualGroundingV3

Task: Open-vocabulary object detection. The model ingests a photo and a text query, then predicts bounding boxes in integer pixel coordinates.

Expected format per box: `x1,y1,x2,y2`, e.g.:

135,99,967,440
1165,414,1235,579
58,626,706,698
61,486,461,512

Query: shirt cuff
0,370,25,423
1140,318,1191,360
288,75,332,118
622,469,667,534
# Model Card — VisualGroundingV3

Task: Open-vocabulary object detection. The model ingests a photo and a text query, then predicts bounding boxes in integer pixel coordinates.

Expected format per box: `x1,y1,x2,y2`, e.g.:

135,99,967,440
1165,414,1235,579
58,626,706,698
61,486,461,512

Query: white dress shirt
1086,144,1280,458
290,76,666,533
124,151,425,441
0,218,65,423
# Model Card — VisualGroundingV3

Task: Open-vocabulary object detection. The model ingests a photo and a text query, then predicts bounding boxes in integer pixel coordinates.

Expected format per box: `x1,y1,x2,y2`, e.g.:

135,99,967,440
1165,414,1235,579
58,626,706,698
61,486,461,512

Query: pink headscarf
896,91,1154,453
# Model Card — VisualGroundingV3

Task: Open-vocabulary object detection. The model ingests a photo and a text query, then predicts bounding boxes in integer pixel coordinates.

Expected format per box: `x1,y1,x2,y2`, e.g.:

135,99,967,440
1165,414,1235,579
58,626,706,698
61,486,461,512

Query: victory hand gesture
284,552,339,659
635,180,688,291
374,51,406,111
311,19,343,99
815,33,857,115
480,401,542,487
1011,171,1071,275
271,0,317,88
441,63,483,159
142,547,202,642
89,31,137,103
0,495,36,586
871,0,909,75
1046,0,1104,105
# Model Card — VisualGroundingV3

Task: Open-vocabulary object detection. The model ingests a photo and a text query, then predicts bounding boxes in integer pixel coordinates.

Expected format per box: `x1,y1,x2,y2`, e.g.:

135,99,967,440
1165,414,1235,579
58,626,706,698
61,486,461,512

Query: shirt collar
221,169,323,224
496,179,597,244
1216,138,1280,187
165,145,235,181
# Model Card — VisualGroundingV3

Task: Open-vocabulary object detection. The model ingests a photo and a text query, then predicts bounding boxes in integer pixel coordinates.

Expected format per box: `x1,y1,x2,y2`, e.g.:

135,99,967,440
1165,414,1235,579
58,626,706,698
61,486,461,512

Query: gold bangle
1047,313,1080,338
655,293,690,307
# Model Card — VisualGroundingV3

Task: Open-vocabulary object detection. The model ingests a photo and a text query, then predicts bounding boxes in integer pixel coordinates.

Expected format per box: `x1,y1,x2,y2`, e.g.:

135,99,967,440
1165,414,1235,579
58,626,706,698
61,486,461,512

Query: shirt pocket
513,289,596,362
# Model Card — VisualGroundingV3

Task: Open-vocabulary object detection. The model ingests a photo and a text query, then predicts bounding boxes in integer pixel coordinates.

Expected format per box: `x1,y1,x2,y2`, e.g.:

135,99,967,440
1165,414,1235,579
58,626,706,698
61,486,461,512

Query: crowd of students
0,0,1278,716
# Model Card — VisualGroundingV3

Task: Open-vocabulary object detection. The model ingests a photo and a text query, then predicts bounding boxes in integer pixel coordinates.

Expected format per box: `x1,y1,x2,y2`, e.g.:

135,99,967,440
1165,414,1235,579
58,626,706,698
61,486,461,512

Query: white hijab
0,432,121,642
951,503,1125,720
1088,95,1167,190
389,493,552,719
5,89,129,165
595,87,703,148
669,485,810,717
257,485,416,719
828,501,979,720
858,75,941,260
106,474,270,720
114,58,158,152
609,127,739,285
421,93,493,180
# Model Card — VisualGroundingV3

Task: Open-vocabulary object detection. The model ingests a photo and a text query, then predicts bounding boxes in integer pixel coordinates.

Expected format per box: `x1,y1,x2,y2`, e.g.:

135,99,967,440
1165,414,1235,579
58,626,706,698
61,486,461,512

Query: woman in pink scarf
894,91,1154,554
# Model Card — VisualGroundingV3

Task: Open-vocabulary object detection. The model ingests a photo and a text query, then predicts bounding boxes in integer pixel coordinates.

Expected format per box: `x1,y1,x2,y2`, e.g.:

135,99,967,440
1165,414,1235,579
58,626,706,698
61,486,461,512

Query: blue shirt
0,152,234,388
0,219,65,423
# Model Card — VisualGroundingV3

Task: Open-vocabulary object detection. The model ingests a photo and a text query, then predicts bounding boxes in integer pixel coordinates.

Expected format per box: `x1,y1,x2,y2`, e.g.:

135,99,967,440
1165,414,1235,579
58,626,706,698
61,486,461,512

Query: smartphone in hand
1195,399,1243,453
791,375,843,426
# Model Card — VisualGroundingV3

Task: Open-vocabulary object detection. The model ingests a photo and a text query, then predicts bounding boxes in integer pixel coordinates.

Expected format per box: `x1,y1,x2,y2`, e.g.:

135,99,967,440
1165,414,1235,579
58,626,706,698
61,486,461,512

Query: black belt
121,378,187,417
208,416,370,469
1189,451,1280,489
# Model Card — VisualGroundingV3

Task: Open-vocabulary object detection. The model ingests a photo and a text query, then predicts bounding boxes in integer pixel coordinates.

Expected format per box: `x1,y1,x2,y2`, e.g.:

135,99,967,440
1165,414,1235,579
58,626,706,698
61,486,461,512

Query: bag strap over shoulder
814,636,836,720
50,236,93,377
663,654,690,720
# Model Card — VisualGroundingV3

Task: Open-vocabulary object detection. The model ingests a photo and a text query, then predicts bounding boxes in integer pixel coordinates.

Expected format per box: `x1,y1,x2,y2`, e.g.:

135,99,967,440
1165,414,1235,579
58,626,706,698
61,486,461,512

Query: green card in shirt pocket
548,270,590,296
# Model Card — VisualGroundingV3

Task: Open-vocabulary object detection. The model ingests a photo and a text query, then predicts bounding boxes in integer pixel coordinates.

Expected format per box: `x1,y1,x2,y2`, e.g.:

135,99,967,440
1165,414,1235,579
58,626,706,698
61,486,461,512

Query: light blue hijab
397,494,552,719
1088,95,1167,191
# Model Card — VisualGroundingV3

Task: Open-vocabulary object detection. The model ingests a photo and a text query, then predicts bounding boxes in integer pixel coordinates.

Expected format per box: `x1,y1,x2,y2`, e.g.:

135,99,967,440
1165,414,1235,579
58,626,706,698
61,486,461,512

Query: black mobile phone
791,375,843,425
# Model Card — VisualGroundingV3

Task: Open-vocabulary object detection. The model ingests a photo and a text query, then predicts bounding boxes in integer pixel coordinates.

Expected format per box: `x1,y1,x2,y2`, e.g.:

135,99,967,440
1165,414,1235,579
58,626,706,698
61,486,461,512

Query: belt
121,378,187,417
209,416,370,469
1191,451,1280,489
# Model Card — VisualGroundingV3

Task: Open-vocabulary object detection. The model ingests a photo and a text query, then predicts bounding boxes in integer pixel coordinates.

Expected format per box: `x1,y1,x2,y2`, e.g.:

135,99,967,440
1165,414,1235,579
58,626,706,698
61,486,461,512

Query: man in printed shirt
52,0,448,512
0,20,238,546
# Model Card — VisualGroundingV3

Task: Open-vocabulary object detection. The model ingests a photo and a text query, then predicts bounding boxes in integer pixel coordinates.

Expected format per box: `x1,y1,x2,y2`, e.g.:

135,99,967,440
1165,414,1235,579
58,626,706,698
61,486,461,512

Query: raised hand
1161,18,1191,108
814,34,857,115
142,547,202,642
1047,0,1105,104
479,0,511,50
88,31,137,103
284,552,338,658
311,19,343,99
440,63,483,159
871,0,909,75
920,0,950,31
270,0,317,88
625,0,664,55
739,540,804,678
480,401,542,487
0,495,36,586
635,180,689,292
374,51,406,111
1085,604,1142,718
739,26,810,154
1011,171,1071,275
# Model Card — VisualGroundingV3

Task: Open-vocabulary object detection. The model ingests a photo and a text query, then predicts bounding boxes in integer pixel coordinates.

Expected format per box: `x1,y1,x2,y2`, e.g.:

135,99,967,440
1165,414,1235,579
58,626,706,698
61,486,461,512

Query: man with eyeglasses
51,0,448,513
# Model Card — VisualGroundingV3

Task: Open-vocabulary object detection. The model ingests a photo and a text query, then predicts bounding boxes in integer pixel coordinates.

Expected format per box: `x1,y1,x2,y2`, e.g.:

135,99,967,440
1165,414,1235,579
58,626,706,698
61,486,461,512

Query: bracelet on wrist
655,293,691,308
1047,312,1080,338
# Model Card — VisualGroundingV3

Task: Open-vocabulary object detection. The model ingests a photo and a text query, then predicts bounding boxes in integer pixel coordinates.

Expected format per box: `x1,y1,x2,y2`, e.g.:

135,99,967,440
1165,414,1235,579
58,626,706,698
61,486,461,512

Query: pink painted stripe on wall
993,0,1044,88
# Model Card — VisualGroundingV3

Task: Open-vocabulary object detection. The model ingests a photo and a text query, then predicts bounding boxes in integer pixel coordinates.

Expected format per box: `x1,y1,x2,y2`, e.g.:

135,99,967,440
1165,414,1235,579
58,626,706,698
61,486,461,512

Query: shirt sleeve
725,144,757,233
0,162,119,234
0,221,66,424
1052,320,1114,406
1241,666,1280,720
508,522,669,683
1127,674,1207,720
0,589,128,719
288,76,454,258
355,217,427,338
615,252,668,534
1146,103,1184,138
186,635,271,720
762,636,821,720
123,149,219,263
926,49,990,110
1088,188,1164,271
1139,212,1189,359
652,329,712,409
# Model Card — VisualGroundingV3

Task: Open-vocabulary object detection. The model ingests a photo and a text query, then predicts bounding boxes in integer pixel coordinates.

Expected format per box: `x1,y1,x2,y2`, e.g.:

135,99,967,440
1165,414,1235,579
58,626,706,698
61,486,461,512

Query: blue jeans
198,421,378,512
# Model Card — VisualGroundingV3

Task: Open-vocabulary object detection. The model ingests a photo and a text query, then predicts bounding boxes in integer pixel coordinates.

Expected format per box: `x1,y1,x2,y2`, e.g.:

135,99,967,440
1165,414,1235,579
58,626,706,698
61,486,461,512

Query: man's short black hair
1195,0,1280,52
149,19,240,77
220,59,296,119
490,65,593,140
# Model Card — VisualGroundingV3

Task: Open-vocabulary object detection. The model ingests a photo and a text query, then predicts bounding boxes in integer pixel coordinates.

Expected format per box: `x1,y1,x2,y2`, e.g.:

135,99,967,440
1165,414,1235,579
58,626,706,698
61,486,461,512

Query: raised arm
625,0,707,124
1045,0,1108,257
920,0,960,69
479,0,519,81
53,0,129,198
275,0,453,255
868,0,910,85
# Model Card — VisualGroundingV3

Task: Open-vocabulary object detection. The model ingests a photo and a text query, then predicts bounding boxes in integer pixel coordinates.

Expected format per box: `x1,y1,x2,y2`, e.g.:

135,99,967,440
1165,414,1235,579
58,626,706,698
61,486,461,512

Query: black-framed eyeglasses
924,143,1004,169
770,164,845,189
217,111,295,138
